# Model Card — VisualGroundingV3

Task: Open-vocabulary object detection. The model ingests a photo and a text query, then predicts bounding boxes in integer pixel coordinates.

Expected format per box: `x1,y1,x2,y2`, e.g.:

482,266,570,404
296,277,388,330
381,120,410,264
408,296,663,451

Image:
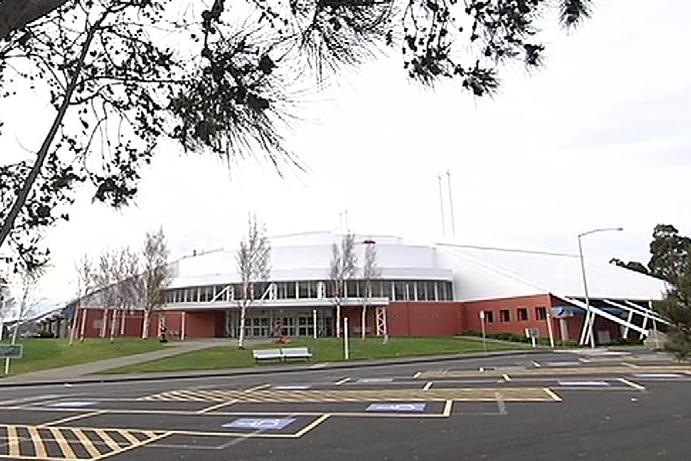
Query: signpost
525,328,539,348
343,316,350,360
479,310,487,354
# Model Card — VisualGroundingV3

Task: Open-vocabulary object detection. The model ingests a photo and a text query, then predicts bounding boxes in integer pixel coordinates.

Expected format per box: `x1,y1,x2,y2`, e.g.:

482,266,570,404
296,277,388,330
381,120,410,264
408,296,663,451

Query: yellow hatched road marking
142,387,557,403
72,428,102,458
0,424,168,460
27,426,48,459
47,427,77,459
93,429,121,452
7,425,20,458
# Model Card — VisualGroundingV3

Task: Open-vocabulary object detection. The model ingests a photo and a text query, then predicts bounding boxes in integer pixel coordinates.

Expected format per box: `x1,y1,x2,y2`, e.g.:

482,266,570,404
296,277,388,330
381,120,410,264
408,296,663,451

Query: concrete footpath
0,340,543,388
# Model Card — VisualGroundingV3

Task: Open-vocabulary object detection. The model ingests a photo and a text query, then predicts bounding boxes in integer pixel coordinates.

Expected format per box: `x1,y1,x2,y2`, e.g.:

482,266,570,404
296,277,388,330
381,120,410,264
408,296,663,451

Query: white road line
334,378,350,385
618,378,646,391
423,382,433,391
502,374,512,382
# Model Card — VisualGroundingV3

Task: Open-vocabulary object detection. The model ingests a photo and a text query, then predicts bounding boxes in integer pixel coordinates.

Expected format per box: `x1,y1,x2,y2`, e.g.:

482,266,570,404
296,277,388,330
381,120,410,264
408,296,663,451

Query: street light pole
577,227,623,348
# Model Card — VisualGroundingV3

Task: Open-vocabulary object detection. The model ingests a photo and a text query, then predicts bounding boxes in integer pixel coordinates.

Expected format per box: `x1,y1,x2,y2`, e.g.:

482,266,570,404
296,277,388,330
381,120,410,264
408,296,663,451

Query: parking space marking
0,424,168,460
40,411,106,428
423,382,433,391
197,400,239,415
618,378,646,391
140,387,558,403
542,388,563,402
417,365,691,379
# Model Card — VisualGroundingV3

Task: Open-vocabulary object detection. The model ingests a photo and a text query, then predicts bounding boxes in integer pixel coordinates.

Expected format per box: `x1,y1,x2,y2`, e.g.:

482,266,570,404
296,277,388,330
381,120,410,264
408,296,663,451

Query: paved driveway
0,349,689,460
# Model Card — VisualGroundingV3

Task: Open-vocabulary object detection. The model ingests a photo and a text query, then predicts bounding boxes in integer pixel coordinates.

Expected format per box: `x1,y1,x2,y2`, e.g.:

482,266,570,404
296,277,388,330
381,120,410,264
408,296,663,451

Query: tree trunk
100,310,108,338
79,308,87,342
68,305,79,345
0,13,104,252
238,304,247,348
109,309,117,342
142,310,150,339
361,302,367,339
119,309,126,336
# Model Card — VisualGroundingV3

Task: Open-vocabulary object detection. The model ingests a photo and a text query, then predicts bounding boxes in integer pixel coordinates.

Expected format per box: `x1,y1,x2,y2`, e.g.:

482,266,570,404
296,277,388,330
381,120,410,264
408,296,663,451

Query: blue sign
366,403,426,412
223,418,296,430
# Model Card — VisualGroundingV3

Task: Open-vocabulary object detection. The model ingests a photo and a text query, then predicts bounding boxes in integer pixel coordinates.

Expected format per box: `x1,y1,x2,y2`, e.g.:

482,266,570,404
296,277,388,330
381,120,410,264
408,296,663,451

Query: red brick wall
387,302,464,337
75,308,144,339
152,310,225,339
461,294,562,341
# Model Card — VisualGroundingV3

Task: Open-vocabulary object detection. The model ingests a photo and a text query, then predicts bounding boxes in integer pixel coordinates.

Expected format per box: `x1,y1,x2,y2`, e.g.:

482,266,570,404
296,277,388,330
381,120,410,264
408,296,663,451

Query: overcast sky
3,0,691,306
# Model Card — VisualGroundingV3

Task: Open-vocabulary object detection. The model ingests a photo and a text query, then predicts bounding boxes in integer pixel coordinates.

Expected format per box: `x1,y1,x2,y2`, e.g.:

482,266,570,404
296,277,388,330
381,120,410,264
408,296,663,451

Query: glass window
485,310,494,323
286,282,296,299
307,281,318,298
416,281,428,301
393,281,406,301
381,281,392,299
317,281,326,298
346,280,359,298
298,281,309,299
427,281,436,301
518,308,529,321
535,306,547,320
500,309,511,322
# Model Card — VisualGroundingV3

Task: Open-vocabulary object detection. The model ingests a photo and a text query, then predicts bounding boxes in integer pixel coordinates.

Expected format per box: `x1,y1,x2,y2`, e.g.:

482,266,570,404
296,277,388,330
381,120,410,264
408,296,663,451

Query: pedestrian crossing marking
140,387,557,403
0,424,168,460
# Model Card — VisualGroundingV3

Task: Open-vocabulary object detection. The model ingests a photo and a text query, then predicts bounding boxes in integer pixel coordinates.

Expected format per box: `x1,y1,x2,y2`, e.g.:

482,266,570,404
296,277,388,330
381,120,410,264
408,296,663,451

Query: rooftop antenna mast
437,174,446,238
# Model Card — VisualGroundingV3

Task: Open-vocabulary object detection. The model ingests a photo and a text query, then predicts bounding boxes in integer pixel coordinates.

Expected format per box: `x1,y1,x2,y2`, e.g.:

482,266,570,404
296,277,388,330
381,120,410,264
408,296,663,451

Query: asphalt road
0,349,689,461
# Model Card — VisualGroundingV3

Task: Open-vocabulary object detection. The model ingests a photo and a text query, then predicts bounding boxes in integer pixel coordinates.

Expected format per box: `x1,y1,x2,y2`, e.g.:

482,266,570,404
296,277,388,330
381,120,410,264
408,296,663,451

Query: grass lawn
104,337,525,374
0,338,167,377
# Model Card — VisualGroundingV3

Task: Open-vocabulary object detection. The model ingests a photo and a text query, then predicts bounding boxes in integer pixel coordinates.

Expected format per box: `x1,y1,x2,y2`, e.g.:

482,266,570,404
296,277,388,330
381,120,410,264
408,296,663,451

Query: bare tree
69,254,93,345
110,247,140,341
91,247,140,341
329,233,357,338
92,250,116,338
10,265,44,343
140,227,171,339
361,242,381,339
236,215,271,349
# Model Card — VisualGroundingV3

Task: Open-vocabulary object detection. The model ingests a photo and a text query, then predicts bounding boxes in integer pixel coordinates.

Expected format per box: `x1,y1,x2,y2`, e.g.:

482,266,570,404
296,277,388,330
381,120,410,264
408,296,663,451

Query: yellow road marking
7,425,20,458
294,414,330,437
40,410,105,427
197,400,238,414
246,384,270,392
47,427,77,459
619,378,646,390
423,382,433,390
142,387,558,403
442,400,454,416
543,388,563,402
72,428,102,458
27,426,48,459
417,365,691,379
94,429,122,452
